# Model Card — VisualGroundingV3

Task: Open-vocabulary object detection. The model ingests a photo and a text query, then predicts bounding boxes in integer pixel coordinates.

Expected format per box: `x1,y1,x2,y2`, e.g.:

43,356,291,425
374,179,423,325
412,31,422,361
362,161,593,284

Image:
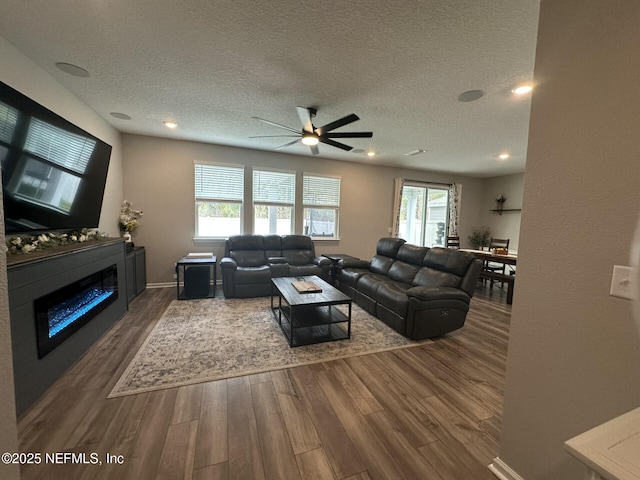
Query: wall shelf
490,209,522,216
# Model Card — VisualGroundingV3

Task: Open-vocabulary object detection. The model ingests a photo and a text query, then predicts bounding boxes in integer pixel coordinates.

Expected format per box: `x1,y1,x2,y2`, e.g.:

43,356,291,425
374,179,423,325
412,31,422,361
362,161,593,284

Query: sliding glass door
399,184,449,247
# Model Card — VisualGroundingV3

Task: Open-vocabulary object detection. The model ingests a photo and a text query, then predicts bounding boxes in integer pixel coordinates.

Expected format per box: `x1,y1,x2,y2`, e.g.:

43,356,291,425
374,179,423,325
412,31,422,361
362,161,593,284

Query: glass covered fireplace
35,265,118,358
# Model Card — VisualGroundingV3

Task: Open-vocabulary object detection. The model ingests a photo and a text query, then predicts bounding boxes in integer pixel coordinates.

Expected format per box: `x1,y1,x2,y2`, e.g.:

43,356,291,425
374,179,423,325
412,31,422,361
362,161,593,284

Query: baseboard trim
146,281,222,290
146,282,174,289
489,457,525,480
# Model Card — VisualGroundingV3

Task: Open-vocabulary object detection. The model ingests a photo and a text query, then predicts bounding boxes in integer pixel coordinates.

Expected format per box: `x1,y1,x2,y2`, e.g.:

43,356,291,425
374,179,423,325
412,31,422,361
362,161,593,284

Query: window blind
303,175,340,206
195,164,244,201
253,170,295,204
0,102,18,144
25,118,96,174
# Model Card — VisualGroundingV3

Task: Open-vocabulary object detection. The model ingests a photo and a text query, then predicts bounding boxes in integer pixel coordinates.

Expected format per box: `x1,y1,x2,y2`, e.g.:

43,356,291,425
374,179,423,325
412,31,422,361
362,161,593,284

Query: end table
176,255,217,299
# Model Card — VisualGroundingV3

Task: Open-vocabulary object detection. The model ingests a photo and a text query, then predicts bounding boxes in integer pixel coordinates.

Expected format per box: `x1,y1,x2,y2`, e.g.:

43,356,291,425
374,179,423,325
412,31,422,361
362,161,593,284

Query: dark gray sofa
220,234,331,298
337,237,482,339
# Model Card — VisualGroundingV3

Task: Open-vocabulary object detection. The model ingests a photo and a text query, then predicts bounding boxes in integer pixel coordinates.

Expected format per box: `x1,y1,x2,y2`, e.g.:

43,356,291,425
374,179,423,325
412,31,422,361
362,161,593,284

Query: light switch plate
610,265,637,300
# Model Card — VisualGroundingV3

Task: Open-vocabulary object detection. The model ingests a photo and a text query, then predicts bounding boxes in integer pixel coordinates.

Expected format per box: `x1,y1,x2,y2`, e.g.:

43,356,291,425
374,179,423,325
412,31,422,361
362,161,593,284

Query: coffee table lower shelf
272,304,351,347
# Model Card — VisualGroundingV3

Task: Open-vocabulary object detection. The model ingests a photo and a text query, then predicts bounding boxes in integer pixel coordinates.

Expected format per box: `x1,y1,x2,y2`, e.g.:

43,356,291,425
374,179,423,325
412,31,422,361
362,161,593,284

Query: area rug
108,297,430,397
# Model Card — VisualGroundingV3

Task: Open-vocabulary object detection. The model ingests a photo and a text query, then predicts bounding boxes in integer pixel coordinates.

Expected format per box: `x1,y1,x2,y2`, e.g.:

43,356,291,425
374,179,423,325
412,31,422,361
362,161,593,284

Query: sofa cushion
281,235,314,265
397,244,430,265
370,255,395,275
227,235,267,267
233,266,272,284
411,247,476,288
376,281,411,316
339,268,369,288
264,235,282,258
387,260,420,284
376,237,406,257
290,264,322,277
423,247,474,277
412,267,461,289
356,273,388,298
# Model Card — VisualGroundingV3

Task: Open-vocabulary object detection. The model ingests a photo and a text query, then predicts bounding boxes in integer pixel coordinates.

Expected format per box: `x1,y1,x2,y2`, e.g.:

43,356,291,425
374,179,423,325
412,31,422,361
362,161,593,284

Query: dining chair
446,236,460,249
485,237,510,288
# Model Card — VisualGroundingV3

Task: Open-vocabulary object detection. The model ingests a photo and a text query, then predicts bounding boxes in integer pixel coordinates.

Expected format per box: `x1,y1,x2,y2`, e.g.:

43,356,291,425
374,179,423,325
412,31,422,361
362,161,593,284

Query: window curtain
391,177,405,237
448,183,461,236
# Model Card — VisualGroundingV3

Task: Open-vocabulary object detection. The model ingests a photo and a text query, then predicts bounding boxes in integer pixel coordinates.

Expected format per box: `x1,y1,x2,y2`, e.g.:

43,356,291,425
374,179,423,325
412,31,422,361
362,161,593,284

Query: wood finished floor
17,283,511,480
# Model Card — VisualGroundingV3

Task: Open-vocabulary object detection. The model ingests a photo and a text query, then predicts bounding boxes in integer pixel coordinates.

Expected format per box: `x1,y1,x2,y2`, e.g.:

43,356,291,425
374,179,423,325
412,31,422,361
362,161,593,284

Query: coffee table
271,275,352,347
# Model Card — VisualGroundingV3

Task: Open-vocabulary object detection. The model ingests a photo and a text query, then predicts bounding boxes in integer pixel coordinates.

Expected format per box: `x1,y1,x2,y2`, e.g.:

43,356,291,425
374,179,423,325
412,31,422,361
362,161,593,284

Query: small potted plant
119,200,143,242
468,225,491,250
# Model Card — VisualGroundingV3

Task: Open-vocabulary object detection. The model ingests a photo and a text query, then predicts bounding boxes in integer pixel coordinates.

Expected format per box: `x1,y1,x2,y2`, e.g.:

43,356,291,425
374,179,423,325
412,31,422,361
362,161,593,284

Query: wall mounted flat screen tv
0,81,112,235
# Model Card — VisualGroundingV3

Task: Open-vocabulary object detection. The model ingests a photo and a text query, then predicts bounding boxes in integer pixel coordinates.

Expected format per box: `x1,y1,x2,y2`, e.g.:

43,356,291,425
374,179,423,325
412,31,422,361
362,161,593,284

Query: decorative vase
123,232,132,242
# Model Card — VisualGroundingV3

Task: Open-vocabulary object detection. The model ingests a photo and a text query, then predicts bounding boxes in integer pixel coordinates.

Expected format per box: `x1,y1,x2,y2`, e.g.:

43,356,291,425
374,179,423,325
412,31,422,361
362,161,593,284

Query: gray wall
122,134,487,285
497,1,640,478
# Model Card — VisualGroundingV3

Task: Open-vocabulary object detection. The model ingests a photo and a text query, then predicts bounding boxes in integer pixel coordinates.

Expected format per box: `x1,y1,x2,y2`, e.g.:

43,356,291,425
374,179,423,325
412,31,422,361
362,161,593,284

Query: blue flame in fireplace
48,288,115,338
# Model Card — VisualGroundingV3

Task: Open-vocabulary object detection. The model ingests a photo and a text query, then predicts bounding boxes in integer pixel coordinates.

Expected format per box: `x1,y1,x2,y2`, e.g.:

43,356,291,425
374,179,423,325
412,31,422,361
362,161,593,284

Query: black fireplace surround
8,239,128,414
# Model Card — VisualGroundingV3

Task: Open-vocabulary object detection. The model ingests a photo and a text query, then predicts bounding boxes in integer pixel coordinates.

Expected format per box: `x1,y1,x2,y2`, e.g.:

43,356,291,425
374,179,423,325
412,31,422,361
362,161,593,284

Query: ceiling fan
250,106,373,155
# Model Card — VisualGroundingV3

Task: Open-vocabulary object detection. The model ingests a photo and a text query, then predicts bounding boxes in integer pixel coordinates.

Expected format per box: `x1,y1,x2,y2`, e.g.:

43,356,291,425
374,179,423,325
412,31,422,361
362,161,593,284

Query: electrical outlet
609,265,636,300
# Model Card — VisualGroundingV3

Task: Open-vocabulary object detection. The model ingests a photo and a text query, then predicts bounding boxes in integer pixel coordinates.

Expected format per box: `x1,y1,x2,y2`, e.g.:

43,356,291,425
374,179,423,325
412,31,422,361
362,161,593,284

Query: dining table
461,249,517,304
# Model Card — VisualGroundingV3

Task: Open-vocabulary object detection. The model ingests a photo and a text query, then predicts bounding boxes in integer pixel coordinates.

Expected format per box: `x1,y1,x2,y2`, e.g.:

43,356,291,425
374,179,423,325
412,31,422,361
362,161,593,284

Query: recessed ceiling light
55,62,90,78
163,121,178,129
512,85,533,95
110,112,132,120
498,153,510,160
458,90,484,102
351,148,365,154
367,151,376,157
404,149,426,156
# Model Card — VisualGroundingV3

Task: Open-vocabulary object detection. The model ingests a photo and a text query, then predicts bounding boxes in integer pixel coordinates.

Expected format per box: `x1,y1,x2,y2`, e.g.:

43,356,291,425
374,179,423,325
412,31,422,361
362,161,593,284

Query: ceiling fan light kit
252,106,373,155
301,134,319,146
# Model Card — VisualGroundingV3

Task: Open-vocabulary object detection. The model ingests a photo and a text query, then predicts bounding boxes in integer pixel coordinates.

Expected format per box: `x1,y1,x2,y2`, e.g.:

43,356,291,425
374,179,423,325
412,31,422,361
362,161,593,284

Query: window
399,184,449,247
303,174,340,239
253,169,295,235
195,163,244,237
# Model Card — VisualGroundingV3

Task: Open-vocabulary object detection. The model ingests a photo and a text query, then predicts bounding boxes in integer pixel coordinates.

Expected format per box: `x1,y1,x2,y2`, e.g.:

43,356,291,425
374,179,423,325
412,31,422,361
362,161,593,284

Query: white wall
496,1,640,478
121,134,486,285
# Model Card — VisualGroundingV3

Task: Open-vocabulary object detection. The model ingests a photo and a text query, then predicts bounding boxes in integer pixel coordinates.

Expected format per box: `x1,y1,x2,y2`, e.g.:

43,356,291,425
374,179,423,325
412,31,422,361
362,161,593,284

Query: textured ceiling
0,0,540,178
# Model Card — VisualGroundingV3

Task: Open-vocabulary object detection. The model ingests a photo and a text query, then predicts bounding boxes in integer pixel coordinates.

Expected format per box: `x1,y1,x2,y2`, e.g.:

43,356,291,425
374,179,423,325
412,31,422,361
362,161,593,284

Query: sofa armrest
220,257,238,270
268,256,287,264
313,256,332,267
269,263,289,277
339,258,370,269
406,286,470,303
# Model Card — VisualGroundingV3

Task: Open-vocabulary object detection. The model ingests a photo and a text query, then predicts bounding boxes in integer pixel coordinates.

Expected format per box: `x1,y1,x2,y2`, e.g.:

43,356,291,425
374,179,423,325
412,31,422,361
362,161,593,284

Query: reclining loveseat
337,237,482,339
220,234,331,298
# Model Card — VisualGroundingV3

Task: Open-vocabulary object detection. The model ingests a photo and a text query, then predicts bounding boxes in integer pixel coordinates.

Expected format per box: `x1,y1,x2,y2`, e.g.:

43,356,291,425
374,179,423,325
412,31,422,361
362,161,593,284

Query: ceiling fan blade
275,139,300,150
324,131,373,138
316,113,359,135
310,144,319,155
249,135,300,138
320,138,353,151
295,106,314,133
252,116,300,134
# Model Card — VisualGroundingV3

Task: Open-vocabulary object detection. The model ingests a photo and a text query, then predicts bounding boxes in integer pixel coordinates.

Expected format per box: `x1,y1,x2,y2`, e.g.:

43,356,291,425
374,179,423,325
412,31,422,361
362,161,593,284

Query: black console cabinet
125,246,146,303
